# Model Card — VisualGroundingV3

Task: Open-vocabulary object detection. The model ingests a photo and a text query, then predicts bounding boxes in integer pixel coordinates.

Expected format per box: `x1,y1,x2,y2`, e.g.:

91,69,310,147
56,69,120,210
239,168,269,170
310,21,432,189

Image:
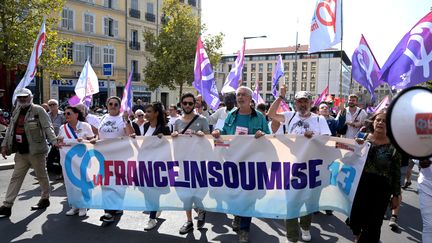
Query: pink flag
252,80,265,105
277,100,291,113
120,67,134,114
313,86,329,106
373,95,390,113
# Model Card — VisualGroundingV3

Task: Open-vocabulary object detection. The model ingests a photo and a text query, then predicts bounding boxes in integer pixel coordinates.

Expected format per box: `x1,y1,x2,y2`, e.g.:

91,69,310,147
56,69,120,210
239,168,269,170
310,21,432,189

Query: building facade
216,45,352,104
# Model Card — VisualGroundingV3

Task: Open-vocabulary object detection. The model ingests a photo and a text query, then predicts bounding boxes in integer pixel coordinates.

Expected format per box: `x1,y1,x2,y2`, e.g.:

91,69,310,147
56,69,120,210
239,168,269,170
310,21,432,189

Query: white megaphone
386,86,432,159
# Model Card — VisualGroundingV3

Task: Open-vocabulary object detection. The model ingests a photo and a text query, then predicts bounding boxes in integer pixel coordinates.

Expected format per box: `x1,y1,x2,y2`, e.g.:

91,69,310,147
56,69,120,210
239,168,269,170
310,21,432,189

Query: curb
0,162,14,170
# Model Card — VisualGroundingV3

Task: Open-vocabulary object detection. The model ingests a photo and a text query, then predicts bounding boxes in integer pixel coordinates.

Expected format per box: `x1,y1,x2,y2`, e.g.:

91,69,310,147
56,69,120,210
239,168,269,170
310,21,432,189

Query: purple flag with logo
120,66,134,114
352,35,382,101
193,36,220,110
271,55,284,97
221,40,246,94
380,12,432,89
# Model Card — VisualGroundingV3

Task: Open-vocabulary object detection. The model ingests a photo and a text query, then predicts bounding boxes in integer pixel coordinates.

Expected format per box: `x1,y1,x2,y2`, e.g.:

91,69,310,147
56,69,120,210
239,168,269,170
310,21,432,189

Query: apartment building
216,45,352,104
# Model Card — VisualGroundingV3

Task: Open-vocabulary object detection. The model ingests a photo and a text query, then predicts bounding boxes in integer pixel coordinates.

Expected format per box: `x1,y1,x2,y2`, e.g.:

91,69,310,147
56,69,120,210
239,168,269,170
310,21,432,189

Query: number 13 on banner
328,161,356,195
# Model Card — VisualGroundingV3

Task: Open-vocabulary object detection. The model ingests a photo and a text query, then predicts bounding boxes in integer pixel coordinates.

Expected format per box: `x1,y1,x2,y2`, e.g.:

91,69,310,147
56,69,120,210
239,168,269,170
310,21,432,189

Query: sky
201,0,431,66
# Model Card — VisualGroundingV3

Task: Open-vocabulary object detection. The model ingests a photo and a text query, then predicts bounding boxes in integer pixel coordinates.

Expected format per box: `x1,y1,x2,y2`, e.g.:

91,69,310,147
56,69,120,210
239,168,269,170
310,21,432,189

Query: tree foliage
0,0,71,82
143,0,224,98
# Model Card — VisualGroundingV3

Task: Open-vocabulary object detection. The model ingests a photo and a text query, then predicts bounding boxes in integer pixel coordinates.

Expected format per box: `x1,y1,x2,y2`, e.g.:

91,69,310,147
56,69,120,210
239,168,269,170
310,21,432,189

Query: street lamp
244,35,267,40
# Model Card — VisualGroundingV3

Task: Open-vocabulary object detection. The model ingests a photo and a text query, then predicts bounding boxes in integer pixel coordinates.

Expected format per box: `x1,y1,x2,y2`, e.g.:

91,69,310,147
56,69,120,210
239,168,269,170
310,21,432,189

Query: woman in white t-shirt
58,106,94,217
96,96,134,223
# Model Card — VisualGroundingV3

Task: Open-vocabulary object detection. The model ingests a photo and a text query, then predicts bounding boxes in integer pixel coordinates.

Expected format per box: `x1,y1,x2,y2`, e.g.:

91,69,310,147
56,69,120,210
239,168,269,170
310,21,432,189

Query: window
104,0,117,9
292,72,297,81
293,62,297,70
267,73,272,81
301,72,307,81
147,2,154,13
266,82,272,91
284,62,289,71
103,46,115,64
188,0,196,7
301,82,307,90
73,44,85,64
251,73,256,82
131,0,138,10
61,8,74,30
243,64,247,72
132,60,140,81
302,62,308,71
258,63,263,72
131,30,138,43
104,17,118,37
267,63,272,72
310,82,316,92
83,13,95,33
65,43,73,61
258,73,263,81
311,62,316,72
311,73,316,81
285,73,289,82
85,45,93,63
251,64,256,72
242,73,247,82
266,94,273,102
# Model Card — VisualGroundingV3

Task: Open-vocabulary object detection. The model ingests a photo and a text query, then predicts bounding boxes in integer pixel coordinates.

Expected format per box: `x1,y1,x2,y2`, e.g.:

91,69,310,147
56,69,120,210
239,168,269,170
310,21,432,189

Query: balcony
129,41,141,50
145,13,156,22
129,8,140,19
132,73,141,82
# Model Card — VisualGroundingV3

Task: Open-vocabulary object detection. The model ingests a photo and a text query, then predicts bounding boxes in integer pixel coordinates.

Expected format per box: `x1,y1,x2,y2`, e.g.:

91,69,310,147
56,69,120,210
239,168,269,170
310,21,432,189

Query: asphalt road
0,168,423,243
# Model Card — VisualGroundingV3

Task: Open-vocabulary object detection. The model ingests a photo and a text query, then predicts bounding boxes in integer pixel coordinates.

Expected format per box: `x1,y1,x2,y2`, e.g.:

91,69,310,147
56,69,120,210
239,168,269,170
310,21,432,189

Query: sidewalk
0,153,15,170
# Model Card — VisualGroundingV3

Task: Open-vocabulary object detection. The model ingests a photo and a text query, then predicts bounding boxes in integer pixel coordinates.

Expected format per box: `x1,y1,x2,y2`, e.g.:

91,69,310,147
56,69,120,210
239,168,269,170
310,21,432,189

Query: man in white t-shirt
343,94,368,139
268,87,330,243
167,104,180,132
207,92,236,130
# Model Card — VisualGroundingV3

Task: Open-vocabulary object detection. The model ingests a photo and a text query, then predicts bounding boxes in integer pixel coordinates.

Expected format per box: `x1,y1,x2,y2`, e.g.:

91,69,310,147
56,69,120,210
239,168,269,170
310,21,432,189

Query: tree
0,0,71,105
143,0,224,99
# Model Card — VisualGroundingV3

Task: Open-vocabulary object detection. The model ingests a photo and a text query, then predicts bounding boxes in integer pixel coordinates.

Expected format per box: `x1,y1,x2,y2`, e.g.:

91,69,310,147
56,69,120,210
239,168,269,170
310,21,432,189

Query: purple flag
193,36,220,110
271,55,284,97
352,35,382,101
120,66,134,114
380,12,432,89
313,86,329,106
68,94,92,107
252,80,265,104
221,40,246,94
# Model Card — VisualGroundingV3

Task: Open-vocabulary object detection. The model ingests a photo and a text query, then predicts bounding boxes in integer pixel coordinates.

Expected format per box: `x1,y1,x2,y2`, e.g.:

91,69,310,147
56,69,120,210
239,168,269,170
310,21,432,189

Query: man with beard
171,92,210,234
343,94,367,139
267,86,330,243
0,88,58,218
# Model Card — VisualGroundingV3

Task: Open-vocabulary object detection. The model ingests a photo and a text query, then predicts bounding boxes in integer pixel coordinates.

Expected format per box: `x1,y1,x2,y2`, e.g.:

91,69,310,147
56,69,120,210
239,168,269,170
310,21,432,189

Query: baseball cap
15,88,32,97
295,91,312,100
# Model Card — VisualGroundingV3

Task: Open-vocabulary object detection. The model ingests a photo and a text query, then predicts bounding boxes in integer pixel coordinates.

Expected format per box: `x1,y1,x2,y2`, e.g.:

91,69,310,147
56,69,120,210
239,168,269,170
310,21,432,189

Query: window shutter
94,46,101,66
113,20,118,37
103,0,108,7
68,10,73,30
89,15,94,33
104,17,109,36
62,9,68,28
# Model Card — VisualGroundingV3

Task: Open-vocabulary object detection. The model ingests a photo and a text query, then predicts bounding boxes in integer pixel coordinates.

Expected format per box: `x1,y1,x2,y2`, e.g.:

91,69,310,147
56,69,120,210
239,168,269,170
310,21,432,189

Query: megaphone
386,86,432,159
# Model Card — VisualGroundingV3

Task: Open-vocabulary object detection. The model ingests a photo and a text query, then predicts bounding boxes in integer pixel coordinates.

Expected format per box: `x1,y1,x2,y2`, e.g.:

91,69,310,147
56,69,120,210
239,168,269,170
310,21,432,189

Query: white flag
309,0,342,53
12,20,46,104
75,60,99,99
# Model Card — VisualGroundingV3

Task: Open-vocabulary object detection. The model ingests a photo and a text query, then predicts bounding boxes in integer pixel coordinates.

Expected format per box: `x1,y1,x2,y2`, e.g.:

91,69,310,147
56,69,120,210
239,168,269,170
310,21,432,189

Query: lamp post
242,35,267,92
293,31,300,98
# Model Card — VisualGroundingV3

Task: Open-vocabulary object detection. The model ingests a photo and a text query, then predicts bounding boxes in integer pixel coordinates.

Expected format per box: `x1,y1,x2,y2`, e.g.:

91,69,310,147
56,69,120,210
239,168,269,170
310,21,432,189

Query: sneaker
155,211,161,218
300,229,312,242
114,210,123,215
389,216,399,230
78,208,87,217
144,219,157,230
0,206,11,218
179,221,193,234
30,199,50,210
197,210,206,229
325,210,333,215
238,230,249,243
232,216,240,232
65,207,79,216
402,181,412,189
100,213,114,223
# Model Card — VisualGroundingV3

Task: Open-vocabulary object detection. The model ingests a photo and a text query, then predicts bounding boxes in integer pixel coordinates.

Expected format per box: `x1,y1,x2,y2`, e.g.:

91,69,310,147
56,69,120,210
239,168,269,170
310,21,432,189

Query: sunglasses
65,112,74,116
48,104,57,106
137,114,144,117
108,102,119,107
182,101,194,106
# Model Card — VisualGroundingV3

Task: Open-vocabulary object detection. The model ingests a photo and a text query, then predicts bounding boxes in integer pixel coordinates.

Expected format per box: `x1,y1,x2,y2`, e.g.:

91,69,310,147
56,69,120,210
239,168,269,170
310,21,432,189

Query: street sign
103,63,113,76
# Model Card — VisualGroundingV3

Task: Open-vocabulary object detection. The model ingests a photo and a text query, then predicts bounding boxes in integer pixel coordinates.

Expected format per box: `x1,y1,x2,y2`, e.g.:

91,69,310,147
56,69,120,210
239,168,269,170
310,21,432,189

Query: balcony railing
129,8,140,19
132,73,141,82
129,41,141,50
145,13,156,22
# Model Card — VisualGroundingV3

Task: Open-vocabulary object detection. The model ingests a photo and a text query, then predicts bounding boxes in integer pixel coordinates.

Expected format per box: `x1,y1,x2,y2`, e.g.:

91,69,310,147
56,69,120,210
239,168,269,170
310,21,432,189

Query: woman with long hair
350,110,401,242
58,106,94,217
141,102,171,230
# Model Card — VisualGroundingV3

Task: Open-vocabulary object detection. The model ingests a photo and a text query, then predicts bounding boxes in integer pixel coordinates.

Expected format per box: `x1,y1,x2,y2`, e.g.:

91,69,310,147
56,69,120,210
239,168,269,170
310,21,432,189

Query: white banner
60,135,369,219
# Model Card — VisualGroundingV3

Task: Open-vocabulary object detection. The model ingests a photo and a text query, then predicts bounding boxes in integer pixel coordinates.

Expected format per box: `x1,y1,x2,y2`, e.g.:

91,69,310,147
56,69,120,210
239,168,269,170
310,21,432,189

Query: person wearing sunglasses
171,92,210,234
131,109,146,135
46,99,66,179
57,106,94,217
95,96,134,223
139,102,171,230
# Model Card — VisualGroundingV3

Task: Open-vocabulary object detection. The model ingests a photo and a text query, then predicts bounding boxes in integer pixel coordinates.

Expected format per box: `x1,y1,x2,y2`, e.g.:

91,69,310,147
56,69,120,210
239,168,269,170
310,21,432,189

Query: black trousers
46,146,62,175
350,172,392,243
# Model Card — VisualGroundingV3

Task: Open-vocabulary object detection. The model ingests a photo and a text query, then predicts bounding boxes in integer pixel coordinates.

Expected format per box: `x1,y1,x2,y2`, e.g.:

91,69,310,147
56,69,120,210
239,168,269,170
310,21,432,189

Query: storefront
132,85,152,104
50,79,116,108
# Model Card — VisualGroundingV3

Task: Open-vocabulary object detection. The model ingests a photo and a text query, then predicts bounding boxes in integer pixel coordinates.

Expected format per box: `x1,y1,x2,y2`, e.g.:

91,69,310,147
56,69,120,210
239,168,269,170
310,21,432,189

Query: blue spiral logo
64,144,105,201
